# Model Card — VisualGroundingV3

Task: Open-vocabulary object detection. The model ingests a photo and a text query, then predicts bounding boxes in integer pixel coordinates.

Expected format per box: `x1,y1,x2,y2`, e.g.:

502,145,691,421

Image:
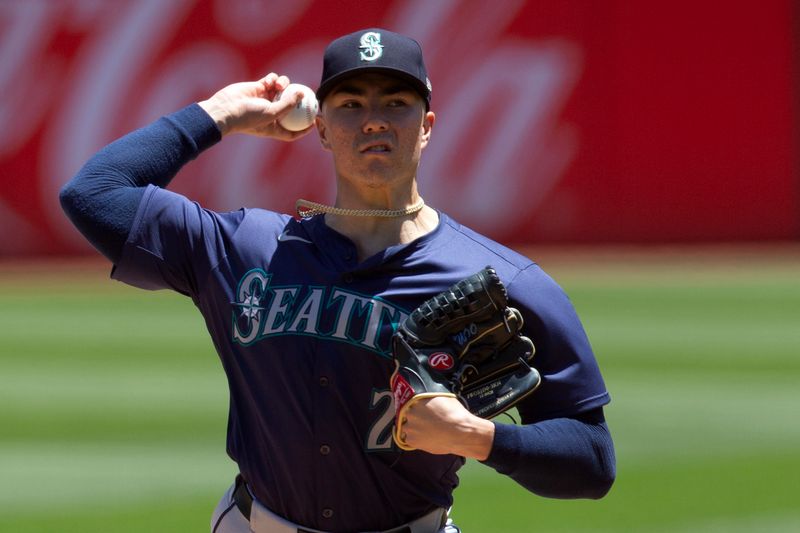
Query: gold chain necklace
296,198,425,218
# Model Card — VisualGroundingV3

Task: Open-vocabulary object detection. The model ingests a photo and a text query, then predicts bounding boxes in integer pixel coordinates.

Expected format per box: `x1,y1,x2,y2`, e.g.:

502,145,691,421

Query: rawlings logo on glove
390,266,542,451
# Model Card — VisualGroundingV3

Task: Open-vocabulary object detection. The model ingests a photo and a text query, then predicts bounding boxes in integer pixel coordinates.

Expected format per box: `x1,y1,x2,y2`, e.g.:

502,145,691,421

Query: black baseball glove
390,266,541,451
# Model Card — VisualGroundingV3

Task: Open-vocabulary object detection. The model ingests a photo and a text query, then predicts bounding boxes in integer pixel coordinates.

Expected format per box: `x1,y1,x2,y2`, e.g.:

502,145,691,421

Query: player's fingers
270,94,301,120
259,72,279,87
276,75,291,92
289,86,305,103
257,73,285,100
274,85,304,106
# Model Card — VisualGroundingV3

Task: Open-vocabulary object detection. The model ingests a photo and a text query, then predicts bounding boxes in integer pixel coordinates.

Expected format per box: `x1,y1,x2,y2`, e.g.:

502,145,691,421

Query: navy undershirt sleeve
483,407,616,499
59,104,221,263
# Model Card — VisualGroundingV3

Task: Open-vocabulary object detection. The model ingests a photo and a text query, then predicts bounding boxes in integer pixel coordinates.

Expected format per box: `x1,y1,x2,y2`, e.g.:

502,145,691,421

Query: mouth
360,142,392,154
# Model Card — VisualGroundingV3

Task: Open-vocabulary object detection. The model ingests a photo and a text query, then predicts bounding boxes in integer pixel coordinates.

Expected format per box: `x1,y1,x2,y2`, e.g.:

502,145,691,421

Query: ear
420,111,435,149
316,113,332,151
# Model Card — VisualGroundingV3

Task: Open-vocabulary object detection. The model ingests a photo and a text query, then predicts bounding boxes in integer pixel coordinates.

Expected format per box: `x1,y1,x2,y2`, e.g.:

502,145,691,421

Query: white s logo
359,32,383,62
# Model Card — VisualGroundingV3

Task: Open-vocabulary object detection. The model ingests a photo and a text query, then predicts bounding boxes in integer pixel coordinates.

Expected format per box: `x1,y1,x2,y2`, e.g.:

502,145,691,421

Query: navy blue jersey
112,180,609,530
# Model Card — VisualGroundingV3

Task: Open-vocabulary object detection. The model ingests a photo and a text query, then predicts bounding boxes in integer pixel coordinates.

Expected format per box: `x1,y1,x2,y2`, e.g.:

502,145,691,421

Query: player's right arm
198,73,311,138
59,73,311,264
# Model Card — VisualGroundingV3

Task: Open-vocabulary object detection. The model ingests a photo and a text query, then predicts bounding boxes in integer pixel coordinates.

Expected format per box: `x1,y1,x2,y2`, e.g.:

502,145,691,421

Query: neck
325,205,439,261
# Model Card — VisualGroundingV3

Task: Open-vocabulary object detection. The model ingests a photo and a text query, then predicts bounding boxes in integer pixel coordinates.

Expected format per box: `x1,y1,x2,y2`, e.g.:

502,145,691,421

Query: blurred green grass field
1,245,799,532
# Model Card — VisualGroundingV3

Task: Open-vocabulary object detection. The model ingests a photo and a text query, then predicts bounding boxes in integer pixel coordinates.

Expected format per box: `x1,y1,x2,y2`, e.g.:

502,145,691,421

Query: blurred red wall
0,0,796,256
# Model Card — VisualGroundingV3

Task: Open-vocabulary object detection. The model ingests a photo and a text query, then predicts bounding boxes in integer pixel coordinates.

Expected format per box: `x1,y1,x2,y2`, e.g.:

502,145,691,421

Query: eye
341,100,362,109
387,98,408,107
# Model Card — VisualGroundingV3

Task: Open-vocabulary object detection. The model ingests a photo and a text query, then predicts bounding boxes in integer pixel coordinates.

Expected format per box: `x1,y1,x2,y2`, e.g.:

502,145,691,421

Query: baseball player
60,28,615,533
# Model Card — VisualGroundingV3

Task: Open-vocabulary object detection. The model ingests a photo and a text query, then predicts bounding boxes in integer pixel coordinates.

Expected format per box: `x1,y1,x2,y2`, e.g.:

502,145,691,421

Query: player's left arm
483,406,615,499
400,264,616,499
482,265,616,499
401,398,614,499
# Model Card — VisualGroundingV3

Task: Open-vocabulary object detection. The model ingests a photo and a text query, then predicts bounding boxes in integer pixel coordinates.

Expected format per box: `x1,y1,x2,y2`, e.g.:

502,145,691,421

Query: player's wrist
452,413,495,461
197,98,232,136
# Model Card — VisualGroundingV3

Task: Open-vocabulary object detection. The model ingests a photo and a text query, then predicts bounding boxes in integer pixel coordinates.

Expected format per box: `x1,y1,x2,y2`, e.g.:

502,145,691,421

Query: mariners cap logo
359,31,383,62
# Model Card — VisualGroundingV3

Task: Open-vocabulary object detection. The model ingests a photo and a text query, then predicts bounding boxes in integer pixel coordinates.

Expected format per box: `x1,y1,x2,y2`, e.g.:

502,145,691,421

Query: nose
362,108,389,133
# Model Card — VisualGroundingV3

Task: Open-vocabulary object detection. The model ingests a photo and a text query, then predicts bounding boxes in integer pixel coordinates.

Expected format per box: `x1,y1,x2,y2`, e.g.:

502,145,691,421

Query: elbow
544,458,615,500
585,463,616,499
59,180,80,221
562,429,617,500
588,424,617,500
584,437,616,499
521,453,616,500
585,419,616,499
554,459,616,500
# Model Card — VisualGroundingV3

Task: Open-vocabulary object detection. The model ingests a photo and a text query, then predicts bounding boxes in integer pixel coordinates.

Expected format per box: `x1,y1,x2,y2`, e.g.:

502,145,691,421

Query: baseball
278,83,319,131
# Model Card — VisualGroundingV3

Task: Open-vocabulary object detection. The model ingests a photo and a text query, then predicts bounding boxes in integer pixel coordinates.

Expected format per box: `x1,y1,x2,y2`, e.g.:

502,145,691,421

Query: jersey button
322,508,334,519
319,444,331,455
319,376,329,387
343,273,354,283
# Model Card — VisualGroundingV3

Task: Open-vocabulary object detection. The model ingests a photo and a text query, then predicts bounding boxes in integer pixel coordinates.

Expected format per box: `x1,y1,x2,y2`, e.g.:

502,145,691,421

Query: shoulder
437,212,538,275
236,207,294,233
152,185,289,221
138,186,294,243
435,212,570,310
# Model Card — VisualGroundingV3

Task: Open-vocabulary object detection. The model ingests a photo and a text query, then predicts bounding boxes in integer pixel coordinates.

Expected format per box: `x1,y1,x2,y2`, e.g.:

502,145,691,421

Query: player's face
317,74,434,190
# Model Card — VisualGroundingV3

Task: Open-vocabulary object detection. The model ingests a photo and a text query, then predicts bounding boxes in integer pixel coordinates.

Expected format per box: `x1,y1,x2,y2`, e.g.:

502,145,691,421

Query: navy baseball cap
316,28,432,109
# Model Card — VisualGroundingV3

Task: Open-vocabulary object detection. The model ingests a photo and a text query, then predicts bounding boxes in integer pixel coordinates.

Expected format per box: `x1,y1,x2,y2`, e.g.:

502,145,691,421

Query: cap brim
316,66,430,108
